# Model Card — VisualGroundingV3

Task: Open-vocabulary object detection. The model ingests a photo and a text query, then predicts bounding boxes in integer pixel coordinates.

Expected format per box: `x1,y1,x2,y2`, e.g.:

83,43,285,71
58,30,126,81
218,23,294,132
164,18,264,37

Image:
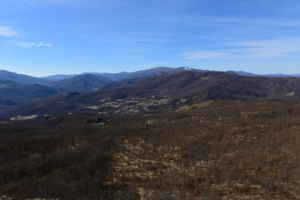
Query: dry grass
0,100,300,199
108,100,300,199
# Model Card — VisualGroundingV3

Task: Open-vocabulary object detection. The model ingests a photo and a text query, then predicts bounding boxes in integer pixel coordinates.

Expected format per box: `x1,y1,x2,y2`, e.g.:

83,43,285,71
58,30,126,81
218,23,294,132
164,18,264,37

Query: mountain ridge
3,66,300,85
3,70,300,119
2,67,300,118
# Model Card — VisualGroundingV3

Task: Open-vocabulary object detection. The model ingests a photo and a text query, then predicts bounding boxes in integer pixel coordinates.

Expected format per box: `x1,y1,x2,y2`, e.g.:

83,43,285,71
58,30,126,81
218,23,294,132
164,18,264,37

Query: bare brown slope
0,101,299,199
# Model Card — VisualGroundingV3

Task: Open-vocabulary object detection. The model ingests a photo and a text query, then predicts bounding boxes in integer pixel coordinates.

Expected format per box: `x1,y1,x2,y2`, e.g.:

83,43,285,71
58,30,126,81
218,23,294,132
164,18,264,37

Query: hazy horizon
1,65,300,78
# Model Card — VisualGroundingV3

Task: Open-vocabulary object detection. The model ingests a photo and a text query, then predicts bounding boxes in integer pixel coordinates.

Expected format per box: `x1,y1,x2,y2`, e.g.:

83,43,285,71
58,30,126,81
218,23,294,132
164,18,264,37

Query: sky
1,0,300,76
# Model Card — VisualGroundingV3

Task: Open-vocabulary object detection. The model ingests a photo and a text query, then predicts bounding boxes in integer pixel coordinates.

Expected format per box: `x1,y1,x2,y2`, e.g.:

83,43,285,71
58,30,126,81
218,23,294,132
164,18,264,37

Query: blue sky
1,0,300,76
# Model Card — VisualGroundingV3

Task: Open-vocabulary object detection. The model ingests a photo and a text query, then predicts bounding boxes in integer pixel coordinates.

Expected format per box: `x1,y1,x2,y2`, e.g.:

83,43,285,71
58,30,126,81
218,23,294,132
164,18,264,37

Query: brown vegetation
0,100,300,199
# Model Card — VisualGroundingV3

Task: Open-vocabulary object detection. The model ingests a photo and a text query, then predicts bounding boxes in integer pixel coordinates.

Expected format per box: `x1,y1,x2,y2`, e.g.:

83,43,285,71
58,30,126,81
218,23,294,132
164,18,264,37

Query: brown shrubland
0,100,299,200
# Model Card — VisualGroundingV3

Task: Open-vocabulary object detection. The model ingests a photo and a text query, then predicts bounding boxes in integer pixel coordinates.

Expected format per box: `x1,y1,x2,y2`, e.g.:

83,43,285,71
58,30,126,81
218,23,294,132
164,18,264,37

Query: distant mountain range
227,70,300,78
0,70,51,85
1,66,300,118
2,68,300,118
2,67,300,86
43,74,76,81
0,67,191,109
0,80,58,108
50,74,113,92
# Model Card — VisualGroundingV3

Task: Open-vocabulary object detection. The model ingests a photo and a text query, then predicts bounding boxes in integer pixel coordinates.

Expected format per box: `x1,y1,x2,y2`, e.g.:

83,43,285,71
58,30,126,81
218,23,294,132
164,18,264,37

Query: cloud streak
0,25,53,49
0,26,18,37
234,38,300,58
16,41,53,48
22,0,82,6
183,51,229,60
184,37,300,60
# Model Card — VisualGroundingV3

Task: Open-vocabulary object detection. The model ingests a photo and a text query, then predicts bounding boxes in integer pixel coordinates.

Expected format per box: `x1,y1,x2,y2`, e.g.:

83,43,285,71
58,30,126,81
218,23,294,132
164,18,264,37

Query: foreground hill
0,100,299,199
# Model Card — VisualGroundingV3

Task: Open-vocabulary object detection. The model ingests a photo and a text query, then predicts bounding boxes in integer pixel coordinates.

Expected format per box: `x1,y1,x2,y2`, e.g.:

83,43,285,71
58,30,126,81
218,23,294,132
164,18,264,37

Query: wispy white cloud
184,38,300,60
0,25,53,49
234,38,300,58
183,51,229,60
16,41,53,48
161,15,300,29
0,26,18,37
22,0,81,6
207,17,300,28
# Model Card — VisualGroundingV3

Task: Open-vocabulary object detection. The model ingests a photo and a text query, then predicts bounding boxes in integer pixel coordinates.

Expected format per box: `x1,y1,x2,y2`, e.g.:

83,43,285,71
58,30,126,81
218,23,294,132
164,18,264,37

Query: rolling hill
0,70,50,85
42,74,76,81
50,74,113,92
98,70,300,100
0,80,58,108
